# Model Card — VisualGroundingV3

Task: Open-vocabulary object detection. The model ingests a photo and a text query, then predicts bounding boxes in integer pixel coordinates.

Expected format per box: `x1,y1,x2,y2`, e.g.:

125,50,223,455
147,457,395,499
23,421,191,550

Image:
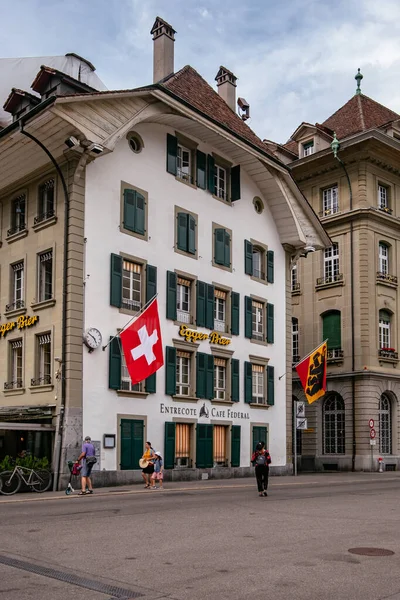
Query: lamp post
330,132,356,472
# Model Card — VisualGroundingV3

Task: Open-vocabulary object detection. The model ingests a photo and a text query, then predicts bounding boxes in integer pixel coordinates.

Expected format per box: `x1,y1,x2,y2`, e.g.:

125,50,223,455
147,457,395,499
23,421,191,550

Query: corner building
0,18,327,486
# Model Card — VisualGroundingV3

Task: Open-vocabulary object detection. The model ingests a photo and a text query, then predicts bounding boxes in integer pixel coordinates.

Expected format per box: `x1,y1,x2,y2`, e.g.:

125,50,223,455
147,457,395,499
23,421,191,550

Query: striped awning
214,289,227,300
11,340,22,349
123,260,141,274
38,334,51,345
252,364,264,373
177,277,191,287
252,300,263,309
12,262,23,272
214,357,226,367
177,350,191,359
40,251,52,263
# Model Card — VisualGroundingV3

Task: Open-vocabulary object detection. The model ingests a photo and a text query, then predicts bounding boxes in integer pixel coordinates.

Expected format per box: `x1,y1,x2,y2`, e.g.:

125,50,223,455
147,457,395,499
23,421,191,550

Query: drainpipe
331,133,356,472
19,124,70,490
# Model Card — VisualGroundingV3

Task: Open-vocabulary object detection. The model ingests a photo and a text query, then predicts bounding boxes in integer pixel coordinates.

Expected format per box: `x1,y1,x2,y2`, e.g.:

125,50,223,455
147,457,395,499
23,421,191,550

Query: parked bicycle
0,461,52,495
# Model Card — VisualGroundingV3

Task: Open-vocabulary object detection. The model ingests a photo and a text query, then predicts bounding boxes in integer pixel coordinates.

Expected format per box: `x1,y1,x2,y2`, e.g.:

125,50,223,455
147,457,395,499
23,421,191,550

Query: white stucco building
0,17,328,486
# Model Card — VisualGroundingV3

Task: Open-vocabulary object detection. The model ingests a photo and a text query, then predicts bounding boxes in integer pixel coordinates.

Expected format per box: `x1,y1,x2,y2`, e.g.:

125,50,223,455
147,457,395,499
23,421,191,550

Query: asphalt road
1,474,400,600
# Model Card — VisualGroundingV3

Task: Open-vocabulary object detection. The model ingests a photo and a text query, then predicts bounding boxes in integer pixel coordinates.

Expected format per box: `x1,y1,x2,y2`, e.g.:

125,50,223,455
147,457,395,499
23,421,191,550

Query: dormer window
302,140,314,157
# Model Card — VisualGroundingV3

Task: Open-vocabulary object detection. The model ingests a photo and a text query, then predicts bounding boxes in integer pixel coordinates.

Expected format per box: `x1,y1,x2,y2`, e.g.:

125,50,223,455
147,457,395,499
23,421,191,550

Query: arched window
379,309,391,349
322,311,341,350
292,318,299,363
323,394,345,454
379,394,392,454
378,243,389,275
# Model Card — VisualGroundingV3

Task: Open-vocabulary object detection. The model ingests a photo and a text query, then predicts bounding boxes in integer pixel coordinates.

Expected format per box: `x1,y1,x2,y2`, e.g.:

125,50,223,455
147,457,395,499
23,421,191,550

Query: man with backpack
251,441,271,497
76,436,97,495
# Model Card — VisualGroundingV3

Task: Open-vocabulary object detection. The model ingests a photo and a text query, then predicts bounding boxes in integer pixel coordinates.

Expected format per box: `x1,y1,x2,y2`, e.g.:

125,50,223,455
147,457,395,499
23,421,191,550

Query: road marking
0,476,398,505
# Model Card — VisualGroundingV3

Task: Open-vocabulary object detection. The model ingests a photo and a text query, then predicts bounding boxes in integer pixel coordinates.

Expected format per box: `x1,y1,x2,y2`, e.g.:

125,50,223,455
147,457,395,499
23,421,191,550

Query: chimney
215,66,237,111
151,16,176,83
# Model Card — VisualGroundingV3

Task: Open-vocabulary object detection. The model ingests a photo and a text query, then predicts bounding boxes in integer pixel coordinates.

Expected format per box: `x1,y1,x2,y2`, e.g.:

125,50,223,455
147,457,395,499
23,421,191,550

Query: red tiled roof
282,140,298,156
160,66,280,161
322,94,400,139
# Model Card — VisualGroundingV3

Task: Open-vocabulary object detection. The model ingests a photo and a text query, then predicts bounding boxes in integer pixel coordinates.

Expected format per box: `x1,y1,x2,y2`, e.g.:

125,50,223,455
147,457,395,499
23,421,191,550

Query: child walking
151,451,164,489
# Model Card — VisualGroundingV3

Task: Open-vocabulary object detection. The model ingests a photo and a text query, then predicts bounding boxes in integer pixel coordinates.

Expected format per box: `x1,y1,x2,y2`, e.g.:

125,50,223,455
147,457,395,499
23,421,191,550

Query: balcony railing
316,273,343,286
214,319,226,332
7,223,26,237
31,375,52,386
177,310,191,324
4,379,23,390
378,348,398,360
378,206,393,215
34,209,55,225
319,208,340,217
291,282,301,293
121,299,141,312
5,299,25,312
176,170,194,185
327,348,344,362
377,272,398,284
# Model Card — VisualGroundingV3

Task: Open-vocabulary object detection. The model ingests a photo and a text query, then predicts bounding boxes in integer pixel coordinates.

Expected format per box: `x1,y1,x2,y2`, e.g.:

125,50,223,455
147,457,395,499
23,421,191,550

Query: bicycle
0,463,52,495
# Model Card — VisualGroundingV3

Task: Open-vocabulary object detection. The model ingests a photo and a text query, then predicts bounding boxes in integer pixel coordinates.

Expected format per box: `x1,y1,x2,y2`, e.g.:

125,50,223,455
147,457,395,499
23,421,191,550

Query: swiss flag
120,299,163,385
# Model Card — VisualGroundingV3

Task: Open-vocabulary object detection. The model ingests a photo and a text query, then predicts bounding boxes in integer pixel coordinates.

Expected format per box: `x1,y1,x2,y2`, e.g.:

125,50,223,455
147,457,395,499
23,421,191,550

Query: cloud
2,0,400,142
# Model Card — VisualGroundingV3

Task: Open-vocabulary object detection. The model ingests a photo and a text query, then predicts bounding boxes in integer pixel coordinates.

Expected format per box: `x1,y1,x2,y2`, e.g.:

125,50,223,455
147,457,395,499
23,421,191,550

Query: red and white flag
120,299,163,385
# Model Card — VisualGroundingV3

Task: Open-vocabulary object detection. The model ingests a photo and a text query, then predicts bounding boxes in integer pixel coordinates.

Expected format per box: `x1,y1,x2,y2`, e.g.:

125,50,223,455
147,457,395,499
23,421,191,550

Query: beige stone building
266,72,400,471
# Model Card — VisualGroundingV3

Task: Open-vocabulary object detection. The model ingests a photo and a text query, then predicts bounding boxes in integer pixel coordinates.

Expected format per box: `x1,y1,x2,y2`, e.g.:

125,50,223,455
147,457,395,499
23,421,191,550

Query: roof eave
0,96,56,142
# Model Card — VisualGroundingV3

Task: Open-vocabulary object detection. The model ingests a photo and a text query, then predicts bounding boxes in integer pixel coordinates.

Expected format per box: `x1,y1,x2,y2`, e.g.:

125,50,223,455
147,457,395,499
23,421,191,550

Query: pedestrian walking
251,441,271,497
76,436,97,496
151,451,164,489
140,441,155,489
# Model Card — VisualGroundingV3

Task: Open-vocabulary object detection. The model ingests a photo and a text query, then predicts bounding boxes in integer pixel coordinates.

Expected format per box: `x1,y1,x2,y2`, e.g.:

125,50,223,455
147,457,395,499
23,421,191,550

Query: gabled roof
31,65,99,95
3,88,40,113
321,94,400,139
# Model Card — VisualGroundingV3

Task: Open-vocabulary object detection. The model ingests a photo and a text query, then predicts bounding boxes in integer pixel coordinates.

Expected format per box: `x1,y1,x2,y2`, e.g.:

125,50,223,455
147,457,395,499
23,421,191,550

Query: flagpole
101,294,158,351
292,339,328,367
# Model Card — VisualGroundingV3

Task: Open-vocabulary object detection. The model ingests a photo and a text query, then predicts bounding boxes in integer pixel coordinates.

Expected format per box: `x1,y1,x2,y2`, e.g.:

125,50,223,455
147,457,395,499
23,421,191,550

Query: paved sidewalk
0,469,398,503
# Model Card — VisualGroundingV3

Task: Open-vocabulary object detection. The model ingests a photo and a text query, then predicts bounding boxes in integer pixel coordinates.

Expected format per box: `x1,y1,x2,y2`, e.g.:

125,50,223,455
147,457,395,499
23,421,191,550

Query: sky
2,0,400,143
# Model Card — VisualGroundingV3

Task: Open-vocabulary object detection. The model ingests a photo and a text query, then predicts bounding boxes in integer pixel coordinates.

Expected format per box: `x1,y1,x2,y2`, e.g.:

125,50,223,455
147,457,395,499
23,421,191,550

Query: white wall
83,122,287,471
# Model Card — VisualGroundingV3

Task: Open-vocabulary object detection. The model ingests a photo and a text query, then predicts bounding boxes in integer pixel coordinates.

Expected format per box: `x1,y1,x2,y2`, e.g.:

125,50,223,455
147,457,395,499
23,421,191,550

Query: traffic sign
369,419,374,429
370,428,376,439
370,439,376,446
296,417,308,430
296,401,305,418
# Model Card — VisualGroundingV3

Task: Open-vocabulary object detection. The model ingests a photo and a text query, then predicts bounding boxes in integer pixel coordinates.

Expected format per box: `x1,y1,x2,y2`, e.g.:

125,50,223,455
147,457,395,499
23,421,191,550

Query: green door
120,419,144,470
252,426,267,451
196,424,213,468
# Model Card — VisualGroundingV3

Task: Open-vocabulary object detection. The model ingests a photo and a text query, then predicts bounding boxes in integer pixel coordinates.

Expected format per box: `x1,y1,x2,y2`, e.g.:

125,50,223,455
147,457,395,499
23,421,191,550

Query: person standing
141,441,155,489
251,441,271,497
76,436,96,496
151,451,164,489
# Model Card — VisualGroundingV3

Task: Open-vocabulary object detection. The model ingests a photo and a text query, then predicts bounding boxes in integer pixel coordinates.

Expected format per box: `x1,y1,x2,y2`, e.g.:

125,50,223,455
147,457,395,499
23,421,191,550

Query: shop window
213,425,228,466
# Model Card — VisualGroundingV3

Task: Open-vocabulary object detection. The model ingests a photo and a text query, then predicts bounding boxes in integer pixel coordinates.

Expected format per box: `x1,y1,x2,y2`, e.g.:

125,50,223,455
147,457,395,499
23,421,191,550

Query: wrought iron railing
291,283,301,293
376,272,398,284
316,273,343,286
7,223,26,237
5,300,25,312
378,206,393,215
319,208,340,217
31,375,52,386
177,170,194,184
34,209,55,225
4,379,23,390
378,348,398,360
327,348,344,361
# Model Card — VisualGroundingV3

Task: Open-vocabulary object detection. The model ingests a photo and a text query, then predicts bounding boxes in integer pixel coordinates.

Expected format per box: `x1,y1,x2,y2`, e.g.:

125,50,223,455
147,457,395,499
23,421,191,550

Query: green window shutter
164,422,176,469
244,361,252,403
188,214,196,255
196,423,213,468
230,165,241,201
231,292,240,335
146,264,157,303
166,133,178,175
121,419,144,470
207,154,215,193
244,240,253,275
145,373,156,394
252,426,267,452
196,150,207,189
177,212,188,252
205,284,215,330
134,192,145,235
323,311,341,349
196,281,206,327
123,189,135,232
110,253,122,308
267,250,274,283
231,358,240,402
166,271,177,320
165,346,177,395
196,352,206,399
206,353,214,400
267,365,275,406
109,336,121,390
267,303,274,343
244,296,252,339
224,230,231,267
231,425,241,467
214,228,225,265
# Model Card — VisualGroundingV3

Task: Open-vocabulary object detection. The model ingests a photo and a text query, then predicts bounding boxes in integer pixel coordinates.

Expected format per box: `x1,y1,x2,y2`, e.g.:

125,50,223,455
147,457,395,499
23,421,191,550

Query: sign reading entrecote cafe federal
160,402,250,420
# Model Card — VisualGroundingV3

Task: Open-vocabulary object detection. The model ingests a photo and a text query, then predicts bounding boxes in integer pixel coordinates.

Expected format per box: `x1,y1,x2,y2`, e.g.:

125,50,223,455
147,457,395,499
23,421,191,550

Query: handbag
86,455,97,465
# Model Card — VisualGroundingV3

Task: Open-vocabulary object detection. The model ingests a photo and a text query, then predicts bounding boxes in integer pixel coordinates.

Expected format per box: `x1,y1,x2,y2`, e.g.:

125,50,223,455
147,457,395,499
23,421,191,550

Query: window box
316,273,344,288
327,348,344,363
31,375,52,386
376,272,398,286
5,299,25,313
378,206,393,215
291,282,301,294
4,379,23,390
378,348,398,361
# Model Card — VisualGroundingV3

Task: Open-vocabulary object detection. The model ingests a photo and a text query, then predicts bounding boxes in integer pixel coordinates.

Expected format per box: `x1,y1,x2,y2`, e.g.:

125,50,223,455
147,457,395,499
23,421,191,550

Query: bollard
378,457,384,473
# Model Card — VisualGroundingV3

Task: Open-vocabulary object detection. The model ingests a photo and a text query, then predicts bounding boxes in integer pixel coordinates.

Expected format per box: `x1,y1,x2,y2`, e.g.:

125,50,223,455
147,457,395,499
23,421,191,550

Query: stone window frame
210,345,234,405
172,337,200,403
119,251,147,317
4,335,25,395
212,152,233,205
30,324,55,392
6,256,27,318
174,205,199,260
33,173,58,232
249,354,269,408
250,238,268,285
212,222,233,273
175,132,198,189
120,180,149,241
250,293,268,347
7,188,28,244
32,242,57,311
174,269,198,328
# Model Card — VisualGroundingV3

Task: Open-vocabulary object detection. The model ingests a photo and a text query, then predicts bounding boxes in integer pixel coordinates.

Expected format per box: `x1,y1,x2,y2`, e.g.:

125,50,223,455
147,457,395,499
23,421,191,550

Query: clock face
84,328,102,350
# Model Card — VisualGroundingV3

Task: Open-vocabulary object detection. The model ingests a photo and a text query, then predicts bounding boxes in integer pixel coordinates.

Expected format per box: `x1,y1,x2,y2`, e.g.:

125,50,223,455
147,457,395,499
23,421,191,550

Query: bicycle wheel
0,471,21,495
31,470,52,492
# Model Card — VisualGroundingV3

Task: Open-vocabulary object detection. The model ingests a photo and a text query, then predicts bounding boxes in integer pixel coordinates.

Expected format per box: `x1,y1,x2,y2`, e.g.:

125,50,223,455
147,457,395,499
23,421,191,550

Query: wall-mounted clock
83,328,102,352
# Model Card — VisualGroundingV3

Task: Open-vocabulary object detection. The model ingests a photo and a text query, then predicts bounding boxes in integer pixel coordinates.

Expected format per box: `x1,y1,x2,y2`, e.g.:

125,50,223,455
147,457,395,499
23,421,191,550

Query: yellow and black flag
295,341,327,404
